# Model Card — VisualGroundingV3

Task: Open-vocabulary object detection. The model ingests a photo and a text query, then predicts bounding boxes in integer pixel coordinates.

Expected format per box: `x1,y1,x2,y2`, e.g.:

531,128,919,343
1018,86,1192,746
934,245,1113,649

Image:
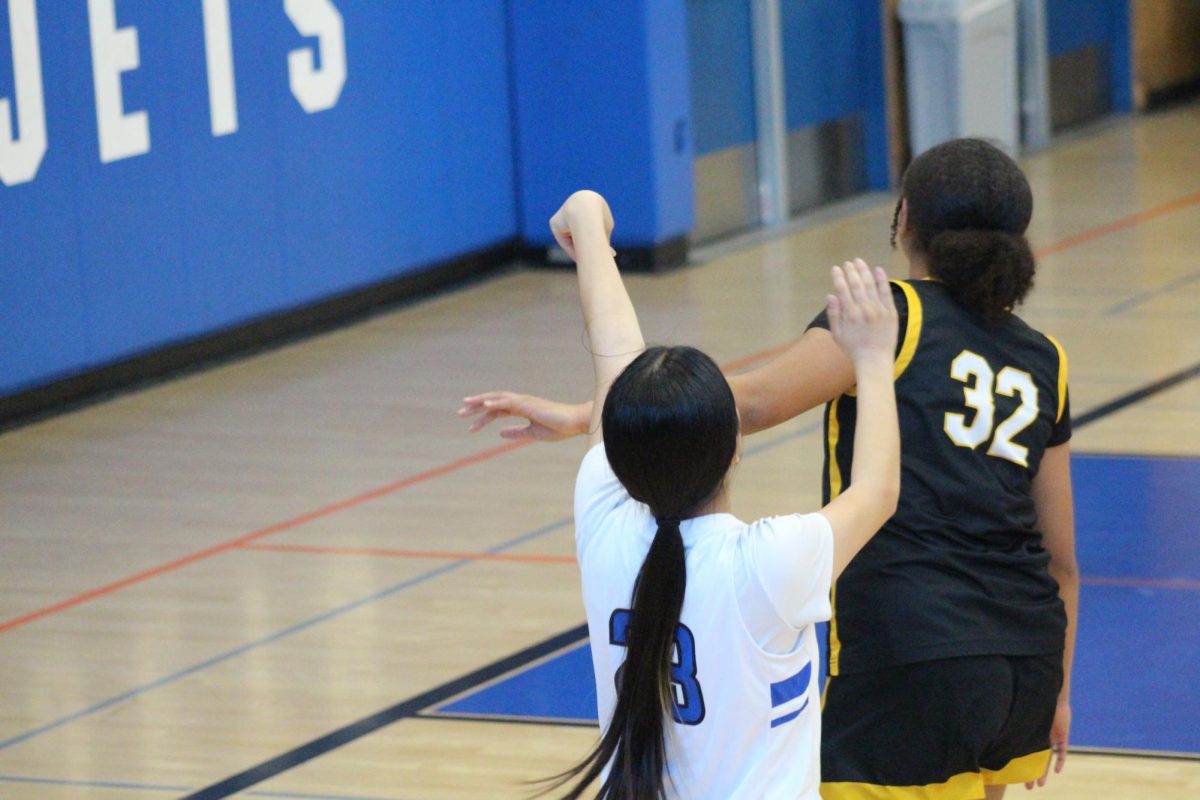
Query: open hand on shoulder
826,259,897,367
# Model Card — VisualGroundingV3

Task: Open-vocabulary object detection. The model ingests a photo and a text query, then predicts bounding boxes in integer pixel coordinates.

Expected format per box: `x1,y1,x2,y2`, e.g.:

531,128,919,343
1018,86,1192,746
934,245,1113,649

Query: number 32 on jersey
944,350,1039,467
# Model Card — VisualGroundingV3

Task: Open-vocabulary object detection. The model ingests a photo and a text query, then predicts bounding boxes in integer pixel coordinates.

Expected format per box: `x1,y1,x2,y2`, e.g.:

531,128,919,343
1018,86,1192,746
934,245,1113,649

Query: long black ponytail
540,346,738,799
893,138,1036,321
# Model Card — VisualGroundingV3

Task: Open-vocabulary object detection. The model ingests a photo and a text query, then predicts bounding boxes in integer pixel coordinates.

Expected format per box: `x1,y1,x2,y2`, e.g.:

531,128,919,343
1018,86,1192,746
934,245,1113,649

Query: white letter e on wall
0,0,48,186
88,0,150,163
285,0,345,113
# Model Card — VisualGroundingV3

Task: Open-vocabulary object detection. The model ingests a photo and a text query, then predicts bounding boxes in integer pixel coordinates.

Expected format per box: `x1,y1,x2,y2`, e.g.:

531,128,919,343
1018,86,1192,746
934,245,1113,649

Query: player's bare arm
813,259,901,579
725,329,855,435
460,309,856,441
1027,441,1078,788
549,191,645,447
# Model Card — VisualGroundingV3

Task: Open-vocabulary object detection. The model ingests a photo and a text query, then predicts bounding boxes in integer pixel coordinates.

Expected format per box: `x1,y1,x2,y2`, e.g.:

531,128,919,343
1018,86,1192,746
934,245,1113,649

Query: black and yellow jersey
809,279,1070,676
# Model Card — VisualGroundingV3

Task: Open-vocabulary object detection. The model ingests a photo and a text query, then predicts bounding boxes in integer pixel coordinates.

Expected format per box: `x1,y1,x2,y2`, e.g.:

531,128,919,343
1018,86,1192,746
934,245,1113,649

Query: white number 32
944,350,1039,467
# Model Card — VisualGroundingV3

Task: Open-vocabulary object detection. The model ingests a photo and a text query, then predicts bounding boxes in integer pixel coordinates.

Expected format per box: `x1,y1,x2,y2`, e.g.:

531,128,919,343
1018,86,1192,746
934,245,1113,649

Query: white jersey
575,444,834,799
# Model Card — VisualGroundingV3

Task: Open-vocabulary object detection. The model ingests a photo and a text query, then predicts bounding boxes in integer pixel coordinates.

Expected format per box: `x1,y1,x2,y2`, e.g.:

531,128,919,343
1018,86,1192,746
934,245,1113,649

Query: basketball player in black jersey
460,138,1077,800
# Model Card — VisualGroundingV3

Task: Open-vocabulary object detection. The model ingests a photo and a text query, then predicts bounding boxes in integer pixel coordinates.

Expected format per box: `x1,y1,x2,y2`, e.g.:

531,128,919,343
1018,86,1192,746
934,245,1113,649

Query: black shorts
820,654,1063,799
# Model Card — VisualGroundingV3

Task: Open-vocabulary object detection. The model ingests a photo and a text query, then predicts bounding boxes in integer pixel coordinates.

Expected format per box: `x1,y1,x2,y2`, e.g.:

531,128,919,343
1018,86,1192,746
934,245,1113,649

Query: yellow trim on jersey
826,398,844,675
828,284,921,672
891,280,924,381
828,397,844,499
845,281,924,398
1044,334,1069,423
819,751,1052,798
821,772,982,800
981,749,1052,785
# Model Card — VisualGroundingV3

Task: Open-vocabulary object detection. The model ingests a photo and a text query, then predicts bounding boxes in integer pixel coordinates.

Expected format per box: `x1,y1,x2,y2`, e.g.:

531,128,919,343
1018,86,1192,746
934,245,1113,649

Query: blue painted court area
431,454,1200,757
436,643,598,725
1071,454,1200,754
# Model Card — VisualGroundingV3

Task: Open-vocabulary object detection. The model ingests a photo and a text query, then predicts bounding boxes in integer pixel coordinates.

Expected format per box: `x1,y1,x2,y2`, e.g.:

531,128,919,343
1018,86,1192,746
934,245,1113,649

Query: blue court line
0,517,572,753
0,774,410,799
0,774,189,793
0,426,824,755
1104,269,1200,315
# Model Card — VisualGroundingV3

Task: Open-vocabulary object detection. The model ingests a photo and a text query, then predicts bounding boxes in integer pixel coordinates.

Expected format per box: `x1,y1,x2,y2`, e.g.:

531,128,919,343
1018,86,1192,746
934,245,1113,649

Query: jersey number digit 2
944,350,1039,467
609,609,706,725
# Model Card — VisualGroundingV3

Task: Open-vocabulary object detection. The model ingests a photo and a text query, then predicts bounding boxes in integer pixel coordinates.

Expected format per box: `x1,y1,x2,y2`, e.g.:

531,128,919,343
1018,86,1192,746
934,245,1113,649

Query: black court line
417,711,597,729
180,624,588,800
184,361,1200,799
1073,360,1200,429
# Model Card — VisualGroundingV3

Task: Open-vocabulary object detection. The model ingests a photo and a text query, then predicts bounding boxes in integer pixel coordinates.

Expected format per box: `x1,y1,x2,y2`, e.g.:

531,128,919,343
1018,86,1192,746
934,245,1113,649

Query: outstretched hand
826,258,897,365
458,392,590,442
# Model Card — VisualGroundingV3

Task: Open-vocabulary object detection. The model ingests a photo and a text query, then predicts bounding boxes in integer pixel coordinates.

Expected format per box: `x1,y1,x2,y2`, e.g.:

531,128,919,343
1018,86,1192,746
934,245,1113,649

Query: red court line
1034,191,1200,259
240,542,578,565
1082,575,1200,592
4,187,1198,637
0,439,530,635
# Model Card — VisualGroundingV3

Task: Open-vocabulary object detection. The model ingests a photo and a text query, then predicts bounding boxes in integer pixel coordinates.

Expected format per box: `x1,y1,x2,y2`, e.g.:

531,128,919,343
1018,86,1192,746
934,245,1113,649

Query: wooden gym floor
1,102,1199,799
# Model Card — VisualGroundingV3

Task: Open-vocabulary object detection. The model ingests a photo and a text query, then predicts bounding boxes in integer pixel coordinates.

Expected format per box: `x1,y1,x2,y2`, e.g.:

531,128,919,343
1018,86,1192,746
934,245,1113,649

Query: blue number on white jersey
609,608,706,725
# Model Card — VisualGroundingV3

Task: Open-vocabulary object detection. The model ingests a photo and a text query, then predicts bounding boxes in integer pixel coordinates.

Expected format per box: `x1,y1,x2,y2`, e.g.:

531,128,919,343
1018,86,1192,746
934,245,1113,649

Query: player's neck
906,256,930,280
697,487,733,517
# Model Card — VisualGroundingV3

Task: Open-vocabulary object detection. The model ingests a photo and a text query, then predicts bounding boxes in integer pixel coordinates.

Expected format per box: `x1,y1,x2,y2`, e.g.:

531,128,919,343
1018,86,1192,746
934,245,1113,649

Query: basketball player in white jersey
523,190,900,799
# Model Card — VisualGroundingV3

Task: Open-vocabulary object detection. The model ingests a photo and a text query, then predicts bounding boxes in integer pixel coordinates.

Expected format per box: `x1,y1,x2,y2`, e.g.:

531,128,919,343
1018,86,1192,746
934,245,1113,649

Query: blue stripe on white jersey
770,661,813,728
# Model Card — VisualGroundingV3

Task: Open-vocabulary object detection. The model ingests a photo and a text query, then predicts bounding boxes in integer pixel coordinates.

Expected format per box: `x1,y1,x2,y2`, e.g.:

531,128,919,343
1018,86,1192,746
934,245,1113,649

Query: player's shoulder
888,278,920,308
1005,312,1068,363
892,277,957,326
740,513,833,561
574,443,640,557
745,512,830,535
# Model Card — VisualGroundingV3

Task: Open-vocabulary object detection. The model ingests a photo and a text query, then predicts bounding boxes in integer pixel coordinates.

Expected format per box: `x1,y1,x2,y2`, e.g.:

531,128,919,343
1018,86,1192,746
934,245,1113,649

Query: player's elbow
1048,550,1080,584
731,382,768,436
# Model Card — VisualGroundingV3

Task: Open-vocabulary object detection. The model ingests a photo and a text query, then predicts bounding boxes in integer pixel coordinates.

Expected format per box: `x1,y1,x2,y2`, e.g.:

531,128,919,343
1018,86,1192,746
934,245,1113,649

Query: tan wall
1133,0,1200,106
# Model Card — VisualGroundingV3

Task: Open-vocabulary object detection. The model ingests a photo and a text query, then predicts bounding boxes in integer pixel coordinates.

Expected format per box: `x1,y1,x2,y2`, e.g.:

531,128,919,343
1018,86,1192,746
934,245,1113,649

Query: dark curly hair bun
900,138,1036,321
928,229,1035,321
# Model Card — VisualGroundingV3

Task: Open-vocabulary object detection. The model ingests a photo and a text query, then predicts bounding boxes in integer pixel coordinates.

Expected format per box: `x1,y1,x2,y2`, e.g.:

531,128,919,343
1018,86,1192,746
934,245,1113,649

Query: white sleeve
738,514,834,631
573,443,631,560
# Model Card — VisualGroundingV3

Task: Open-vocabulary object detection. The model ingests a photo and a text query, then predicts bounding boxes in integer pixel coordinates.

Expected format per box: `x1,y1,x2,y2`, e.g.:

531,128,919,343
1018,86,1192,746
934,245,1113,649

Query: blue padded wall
686,0,756,157
780,0,888,188
508,0,694,249
0,1,516,395
2,0,916,401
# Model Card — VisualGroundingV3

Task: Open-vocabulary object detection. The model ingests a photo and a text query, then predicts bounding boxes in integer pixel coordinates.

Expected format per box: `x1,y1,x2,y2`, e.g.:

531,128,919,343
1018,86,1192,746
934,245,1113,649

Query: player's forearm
569,400,595,436
823,355,899,577
1051,560,1079,698
846,355,901,521
726,373,770,436
1033,444,1077,700
572,224,645,375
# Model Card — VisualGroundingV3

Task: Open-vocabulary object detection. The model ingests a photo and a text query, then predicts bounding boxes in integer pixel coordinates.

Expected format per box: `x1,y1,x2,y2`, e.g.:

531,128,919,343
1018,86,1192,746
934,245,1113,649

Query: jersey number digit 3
609,609,706,725
944,350,1039,467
